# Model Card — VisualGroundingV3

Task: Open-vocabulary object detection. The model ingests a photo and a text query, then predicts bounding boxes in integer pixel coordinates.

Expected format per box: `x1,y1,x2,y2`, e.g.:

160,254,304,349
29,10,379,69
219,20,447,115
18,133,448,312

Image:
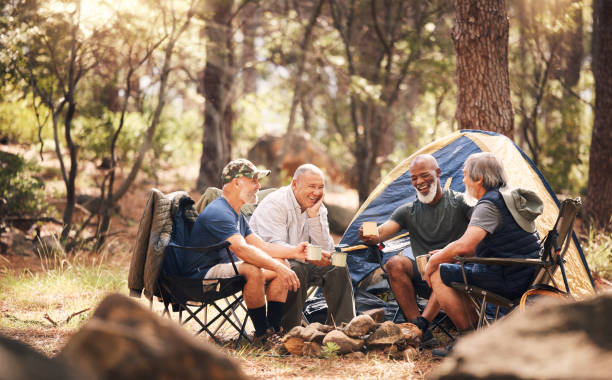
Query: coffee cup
307,244,322,261
416,254,431,279
362,221,378,237
332,251,347,267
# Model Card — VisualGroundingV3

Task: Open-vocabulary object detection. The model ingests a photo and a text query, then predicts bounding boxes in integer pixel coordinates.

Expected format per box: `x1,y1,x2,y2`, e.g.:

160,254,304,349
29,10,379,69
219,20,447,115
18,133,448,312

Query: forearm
234,245,285,272
259,241,298,259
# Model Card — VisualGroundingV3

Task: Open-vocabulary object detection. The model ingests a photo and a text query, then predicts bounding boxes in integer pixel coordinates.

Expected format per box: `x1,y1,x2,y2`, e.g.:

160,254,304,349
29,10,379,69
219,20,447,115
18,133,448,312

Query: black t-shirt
390,190,473,257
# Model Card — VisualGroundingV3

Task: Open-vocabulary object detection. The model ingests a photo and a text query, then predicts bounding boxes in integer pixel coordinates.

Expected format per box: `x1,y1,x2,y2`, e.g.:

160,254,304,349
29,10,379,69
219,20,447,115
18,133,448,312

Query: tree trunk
453,0,514,138
197,0,234,190
586,0,612,231
61,100,78,241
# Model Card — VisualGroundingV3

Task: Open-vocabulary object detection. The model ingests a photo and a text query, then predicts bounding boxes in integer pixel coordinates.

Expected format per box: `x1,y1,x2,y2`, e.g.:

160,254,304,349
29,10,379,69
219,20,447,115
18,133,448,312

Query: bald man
359,154,472,347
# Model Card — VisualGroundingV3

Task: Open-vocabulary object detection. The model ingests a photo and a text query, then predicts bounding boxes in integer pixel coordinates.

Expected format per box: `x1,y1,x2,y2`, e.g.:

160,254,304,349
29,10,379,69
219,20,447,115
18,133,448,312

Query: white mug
362,221,379,237
332,251,347,267
307,244,322,260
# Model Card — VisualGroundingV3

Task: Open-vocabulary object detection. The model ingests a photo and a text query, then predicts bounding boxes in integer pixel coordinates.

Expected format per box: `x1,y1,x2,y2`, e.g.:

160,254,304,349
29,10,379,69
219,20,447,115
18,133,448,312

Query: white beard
240,188,258,205
463,182,479,206
416,179,438,204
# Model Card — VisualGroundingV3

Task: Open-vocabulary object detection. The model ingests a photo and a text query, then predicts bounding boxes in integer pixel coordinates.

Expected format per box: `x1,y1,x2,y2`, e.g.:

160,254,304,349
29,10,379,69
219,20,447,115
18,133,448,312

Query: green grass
0,252,127,330
584,227,612,281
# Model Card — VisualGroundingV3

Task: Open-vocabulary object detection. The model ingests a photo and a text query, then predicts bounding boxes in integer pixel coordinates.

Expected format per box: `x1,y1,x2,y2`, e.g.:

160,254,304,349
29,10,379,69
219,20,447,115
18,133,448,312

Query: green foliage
584,227,612,281
0,151,47,217
321,342,340,359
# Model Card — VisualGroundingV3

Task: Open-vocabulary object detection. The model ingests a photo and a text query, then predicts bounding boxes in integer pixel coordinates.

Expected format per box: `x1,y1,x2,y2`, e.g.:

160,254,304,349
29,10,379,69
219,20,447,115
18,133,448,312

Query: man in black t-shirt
359,154,472,346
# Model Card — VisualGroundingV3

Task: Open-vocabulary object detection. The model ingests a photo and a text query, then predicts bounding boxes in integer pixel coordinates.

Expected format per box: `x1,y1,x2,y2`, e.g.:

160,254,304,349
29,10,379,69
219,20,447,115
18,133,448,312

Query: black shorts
409,258,432,299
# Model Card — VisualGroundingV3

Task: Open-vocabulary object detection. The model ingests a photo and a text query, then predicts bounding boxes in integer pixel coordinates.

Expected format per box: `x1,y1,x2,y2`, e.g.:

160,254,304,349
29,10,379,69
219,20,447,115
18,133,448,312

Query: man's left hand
306,194,324,218
307,251,332,267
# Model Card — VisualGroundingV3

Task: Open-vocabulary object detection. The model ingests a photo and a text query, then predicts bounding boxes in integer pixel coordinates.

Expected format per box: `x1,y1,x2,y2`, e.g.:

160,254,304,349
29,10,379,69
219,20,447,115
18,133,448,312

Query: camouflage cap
221,159,271,184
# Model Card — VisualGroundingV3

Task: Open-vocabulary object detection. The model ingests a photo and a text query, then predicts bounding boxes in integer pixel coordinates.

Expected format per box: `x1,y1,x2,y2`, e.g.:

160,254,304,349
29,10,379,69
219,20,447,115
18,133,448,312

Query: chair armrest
453,256,545,267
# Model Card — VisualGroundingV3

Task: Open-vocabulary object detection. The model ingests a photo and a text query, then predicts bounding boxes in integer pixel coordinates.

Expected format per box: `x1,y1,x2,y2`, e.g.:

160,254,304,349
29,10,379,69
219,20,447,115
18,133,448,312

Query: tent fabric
340,130,595,298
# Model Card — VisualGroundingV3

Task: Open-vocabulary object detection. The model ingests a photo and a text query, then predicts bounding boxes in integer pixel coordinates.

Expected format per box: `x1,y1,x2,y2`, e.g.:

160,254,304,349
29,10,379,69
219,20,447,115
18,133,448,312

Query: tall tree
453,0,513,137
586,0,612,230
197,0,235,190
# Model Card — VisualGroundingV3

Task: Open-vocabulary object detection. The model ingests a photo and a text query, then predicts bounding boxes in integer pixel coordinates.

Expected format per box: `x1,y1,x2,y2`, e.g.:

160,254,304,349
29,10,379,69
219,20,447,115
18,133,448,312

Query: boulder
322,330,364,355
344,315,377,338
361,308,385,323
0,334,80,380
366,321,404,348
432,292,612,380
59,293,246,380
0,228,34,256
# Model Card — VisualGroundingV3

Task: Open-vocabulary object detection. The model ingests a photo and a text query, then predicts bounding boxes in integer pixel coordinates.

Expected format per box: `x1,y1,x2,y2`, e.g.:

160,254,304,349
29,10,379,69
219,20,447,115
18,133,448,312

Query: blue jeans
440,262,534,300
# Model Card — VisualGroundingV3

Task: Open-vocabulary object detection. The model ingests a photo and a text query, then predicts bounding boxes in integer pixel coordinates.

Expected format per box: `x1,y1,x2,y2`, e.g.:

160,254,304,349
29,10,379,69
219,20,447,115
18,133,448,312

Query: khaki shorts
204,261,244,279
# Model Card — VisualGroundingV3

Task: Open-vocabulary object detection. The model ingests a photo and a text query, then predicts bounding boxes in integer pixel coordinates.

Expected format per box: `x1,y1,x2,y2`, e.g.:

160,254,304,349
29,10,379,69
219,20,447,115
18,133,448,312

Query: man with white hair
359,154,473,346
250,164,355,331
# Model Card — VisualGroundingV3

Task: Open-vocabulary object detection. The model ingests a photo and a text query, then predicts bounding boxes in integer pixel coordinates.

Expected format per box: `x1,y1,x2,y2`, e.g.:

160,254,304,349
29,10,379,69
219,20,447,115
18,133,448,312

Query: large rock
322,330,364,355
366,321,404,348
344,315,377,338
432,292,612,380
59,293,246,380
0,334,80,380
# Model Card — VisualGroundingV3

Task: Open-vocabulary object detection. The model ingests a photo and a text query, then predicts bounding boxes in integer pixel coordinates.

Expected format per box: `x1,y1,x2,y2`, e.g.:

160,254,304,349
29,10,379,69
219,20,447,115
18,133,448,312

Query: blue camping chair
154,197,251,347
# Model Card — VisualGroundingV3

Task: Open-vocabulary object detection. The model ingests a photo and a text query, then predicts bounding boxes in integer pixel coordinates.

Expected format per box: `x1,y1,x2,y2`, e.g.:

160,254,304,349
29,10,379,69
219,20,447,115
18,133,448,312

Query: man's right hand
276,264,301,292
358,225,380,245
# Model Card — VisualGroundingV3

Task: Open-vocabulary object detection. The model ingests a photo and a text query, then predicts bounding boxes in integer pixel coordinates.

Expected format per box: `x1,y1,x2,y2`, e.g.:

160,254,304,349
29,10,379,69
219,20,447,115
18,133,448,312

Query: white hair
464,152,507,190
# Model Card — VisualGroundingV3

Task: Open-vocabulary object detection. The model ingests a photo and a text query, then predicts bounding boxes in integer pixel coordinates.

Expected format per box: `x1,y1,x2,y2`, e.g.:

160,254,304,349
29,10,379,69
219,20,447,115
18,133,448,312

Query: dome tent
340,130,595,298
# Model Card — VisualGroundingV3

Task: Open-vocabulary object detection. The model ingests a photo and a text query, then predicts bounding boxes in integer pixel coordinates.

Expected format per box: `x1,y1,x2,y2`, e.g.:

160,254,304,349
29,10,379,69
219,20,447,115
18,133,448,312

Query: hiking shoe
432,341,455,357
421,328,439,348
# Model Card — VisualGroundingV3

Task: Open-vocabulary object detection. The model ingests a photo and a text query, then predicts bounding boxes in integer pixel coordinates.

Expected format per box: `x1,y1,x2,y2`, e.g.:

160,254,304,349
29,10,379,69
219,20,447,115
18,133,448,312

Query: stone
59,293,246,380
283,326,305,341
402,346,419,362
302,325,326,344
344,351,366,360
283,337,305,356
432,292,612,380
361,308,385,323
322,330,364,355
302,342,322,357
344,315,377,338
396,322,422,347
383,344,404,360
0,334,81,380
0,228,34,256
366,321,404,348
307,322,333,333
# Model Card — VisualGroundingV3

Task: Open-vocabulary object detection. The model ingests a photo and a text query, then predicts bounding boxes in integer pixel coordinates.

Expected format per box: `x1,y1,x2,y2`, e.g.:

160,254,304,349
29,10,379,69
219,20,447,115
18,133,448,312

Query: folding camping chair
153,197,252,348
449,197,582,329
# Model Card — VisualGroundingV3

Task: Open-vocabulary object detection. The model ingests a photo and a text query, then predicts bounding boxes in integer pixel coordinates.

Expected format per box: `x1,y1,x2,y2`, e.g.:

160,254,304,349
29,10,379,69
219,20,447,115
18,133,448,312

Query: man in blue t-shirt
187,159,307,339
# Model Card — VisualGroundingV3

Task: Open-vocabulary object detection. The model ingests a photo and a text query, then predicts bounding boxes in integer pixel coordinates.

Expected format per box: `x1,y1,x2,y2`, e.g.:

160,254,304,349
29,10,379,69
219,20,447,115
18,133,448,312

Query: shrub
0,151,47,218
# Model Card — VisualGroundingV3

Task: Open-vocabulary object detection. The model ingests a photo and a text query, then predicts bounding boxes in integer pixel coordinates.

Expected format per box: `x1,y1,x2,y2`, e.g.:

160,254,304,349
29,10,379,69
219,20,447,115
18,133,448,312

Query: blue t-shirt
183,197,252,278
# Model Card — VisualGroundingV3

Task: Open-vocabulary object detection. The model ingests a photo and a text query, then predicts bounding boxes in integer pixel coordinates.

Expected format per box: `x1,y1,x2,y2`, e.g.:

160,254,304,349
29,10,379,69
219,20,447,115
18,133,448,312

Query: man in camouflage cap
186,159,307,340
